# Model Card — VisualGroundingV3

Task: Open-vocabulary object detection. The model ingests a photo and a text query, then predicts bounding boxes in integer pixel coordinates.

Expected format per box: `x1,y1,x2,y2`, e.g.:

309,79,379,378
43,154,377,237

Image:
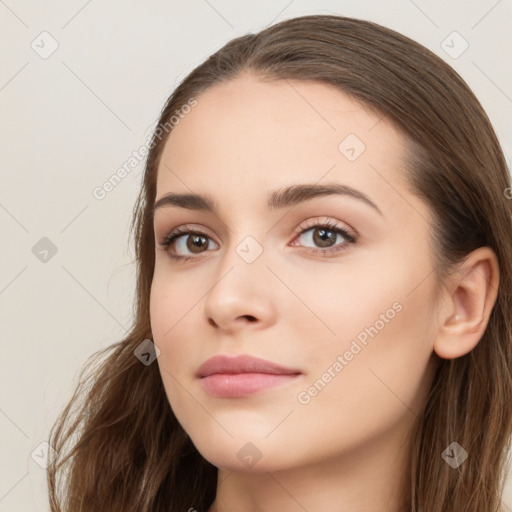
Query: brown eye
311,227,337,248
162,228,219,260
185,234,209,254
161,219,356,263
293,220,356,255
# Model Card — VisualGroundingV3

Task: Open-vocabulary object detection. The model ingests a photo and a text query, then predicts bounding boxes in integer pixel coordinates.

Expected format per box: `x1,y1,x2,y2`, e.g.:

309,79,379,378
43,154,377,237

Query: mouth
199,372,302,398
196,353,302,398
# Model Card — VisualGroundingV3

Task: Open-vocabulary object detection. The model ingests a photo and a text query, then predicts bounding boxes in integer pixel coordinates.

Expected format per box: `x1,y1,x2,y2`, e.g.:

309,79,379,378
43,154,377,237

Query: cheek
294,249,437,408
149,276,192,372
149,279,171,344
297,265,437,434
149,268,219,383
279,259,404,374
149,277,200,424
149,267,197,338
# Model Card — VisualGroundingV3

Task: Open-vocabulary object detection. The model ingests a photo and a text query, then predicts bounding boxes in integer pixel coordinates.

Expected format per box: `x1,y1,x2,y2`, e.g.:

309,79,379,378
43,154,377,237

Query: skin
149,72,499,512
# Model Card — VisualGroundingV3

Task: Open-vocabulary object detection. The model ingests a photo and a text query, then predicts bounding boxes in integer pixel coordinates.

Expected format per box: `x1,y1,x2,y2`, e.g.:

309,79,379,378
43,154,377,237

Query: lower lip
199,372,301,398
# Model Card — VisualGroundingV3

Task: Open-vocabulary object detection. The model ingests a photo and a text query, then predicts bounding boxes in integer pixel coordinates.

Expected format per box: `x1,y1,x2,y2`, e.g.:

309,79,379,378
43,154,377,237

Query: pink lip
196,354,302,398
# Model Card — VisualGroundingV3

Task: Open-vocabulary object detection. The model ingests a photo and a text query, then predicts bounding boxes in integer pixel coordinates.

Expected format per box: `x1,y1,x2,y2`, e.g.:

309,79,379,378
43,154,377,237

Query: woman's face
150,73,441,472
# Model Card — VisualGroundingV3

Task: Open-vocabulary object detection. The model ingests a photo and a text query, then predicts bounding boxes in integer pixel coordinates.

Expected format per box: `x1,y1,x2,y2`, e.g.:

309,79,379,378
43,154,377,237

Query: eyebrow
153,183,383,217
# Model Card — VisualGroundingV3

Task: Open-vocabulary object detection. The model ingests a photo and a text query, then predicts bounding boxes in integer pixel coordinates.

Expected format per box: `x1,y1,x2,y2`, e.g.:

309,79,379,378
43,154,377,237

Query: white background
1,1,511,510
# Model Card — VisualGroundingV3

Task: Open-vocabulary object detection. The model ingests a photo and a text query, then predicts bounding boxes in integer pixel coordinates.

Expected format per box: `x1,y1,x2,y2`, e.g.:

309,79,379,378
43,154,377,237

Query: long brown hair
47,14,512,512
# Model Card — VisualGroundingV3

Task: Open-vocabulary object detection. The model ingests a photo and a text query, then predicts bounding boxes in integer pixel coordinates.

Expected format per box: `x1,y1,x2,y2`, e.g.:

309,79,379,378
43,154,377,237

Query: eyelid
159,224,218,250
159,217,357,260
161,217,356,242
293,216,356,240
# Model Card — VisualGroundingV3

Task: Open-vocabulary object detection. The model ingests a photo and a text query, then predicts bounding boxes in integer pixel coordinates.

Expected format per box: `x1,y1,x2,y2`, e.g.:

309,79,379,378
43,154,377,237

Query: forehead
155,73,413,217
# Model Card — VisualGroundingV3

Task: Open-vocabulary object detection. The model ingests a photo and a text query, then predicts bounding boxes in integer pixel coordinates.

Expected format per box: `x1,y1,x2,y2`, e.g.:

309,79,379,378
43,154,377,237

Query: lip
196,354,302,398
196,354,301,378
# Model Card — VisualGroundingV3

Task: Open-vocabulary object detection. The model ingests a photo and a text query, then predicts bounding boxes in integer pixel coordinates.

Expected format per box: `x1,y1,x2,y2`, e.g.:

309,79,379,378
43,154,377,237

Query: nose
202,241,278,334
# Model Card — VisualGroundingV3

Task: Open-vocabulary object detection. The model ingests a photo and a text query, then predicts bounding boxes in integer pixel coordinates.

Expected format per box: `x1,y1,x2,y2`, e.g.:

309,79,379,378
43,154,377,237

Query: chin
188,433,295,473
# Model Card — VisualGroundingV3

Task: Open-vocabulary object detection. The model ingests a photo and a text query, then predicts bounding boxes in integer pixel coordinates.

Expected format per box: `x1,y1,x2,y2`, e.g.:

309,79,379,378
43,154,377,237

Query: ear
433,247,500,360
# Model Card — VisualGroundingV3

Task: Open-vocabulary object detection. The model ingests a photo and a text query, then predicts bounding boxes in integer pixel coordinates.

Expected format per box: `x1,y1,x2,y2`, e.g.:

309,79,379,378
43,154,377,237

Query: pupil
314,228,335,247
188,234,207,253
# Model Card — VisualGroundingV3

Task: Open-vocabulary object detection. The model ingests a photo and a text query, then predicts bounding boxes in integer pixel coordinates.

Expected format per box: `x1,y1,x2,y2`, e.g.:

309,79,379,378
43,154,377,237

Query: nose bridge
202,224,275,328
214,228,268,291
219,212,269,271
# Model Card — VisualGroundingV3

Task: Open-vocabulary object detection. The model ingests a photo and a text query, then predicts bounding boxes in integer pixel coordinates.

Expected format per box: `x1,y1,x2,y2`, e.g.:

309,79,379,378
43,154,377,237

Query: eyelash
159,219,357,262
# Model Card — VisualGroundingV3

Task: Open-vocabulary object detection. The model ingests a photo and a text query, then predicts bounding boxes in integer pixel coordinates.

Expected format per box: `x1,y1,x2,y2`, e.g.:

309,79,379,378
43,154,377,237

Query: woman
47,14,512,512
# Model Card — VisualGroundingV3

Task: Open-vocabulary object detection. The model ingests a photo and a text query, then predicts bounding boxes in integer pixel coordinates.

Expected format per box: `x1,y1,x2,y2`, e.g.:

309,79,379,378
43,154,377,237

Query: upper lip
196,354,301,378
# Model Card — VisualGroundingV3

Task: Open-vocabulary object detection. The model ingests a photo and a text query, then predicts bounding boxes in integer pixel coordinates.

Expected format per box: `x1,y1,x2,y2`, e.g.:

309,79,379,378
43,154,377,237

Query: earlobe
433,247,500,360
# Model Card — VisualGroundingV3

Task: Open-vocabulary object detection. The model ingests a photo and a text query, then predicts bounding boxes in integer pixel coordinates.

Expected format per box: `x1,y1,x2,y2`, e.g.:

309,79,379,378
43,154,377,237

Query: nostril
207,315,256,327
